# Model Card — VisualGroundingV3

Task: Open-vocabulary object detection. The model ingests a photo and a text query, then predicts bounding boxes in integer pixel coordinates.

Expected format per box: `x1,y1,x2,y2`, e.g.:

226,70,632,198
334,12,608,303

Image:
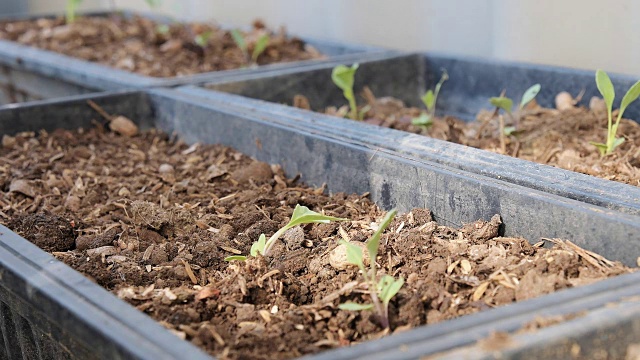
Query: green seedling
590,70,640,155
231,29,248,56
144,0,162,9
413,70,449,128
332,64,362,120
489,84,540,126
338,209,403,329
66,0,82,23
194,30,213,48
251,33,270,63
224,204,347,261
488,84,540,153
230,30,270,64
156,24,170,35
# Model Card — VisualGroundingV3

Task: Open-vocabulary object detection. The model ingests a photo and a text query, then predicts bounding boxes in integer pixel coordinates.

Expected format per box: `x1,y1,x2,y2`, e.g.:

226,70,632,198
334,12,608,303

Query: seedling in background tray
339,209,404,329
231,30,270,64
489,84,540,153
412,70,449,128
332,63,363,120
224,204,347,261
144,0,162,8
590,70,640,156
65,0,82,23
194,30,213,48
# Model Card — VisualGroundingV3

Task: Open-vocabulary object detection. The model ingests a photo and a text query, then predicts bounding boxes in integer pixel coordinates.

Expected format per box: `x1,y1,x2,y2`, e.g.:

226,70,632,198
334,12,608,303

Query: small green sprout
413,70,449,128
230,30,270,64
332,64,361,120
194,30,213,48
66,0,82,23
224,204,347,261
490,84,541,118
144,0,162,9
231,29,248,58
156,24,170,35
590,70,640,155
338,209,403,329
489,83,541,135
251,33,270,63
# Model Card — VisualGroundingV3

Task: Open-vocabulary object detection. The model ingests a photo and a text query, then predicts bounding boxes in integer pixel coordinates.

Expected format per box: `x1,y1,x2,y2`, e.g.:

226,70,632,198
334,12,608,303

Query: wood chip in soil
0,16,324,78
0,124,634,360
294,88,640,187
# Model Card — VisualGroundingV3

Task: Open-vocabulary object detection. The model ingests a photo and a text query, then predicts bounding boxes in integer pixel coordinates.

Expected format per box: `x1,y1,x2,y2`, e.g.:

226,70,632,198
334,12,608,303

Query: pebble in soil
0,126,632,360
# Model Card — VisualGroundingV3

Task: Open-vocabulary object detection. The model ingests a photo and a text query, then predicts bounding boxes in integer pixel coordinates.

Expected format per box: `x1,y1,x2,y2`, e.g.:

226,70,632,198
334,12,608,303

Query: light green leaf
612,137,625,150
378,275,404,305
231,29,247,52
503,126,517,136
338,302,374,311
340,239,365,269
358,105,371,120
366,209,397,266
595,70,615,115
331,64,359,94
619,80,640,119
286,204,347,230
156,24,170,35
520,84,541,109
433,70,449,100
589,141,608,156
194,31,213,48
331,64,359,120
489,97,514,114
250,233,267,256
251,34,270,62
66,0,83,23
421,90,435,110
224,255,247,262
411,113,432,127
144,0,162,8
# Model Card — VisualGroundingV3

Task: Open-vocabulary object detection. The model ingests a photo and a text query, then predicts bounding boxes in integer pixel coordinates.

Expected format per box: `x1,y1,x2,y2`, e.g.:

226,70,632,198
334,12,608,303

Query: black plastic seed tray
1,90,640,359
180,52,640,217
0,10,390,104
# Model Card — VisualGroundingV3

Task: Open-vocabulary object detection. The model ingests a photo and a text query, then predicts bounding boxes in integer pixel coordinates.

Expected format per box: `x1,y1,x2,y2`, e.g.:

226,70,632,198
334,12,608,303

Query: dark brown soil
0,123,632,359
296,89,640,187
0,16,324,78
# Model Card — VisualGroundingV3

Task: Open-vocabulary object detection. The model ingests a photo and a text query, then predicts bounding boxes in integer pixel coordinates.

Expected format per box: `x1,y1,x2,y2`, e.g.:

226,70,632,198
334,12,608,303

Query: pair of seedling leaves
330,64,448,127
192,29,269,64
489,83,541,136
225,205,403,329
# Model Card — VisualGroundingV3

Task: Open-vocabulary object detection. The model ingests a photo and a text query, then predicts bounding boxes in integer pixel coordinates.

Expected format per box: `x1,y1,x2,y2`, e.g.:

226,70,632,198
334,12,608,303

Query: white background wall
26,0,640,76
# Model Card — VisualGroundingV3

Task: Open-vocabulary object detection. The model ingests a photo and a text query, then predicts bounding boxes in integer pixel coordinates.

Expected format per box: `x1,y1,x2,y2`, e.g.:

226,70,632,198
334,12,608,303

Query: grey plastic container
0,10,390,104
180,52,640,218
1,90,640,359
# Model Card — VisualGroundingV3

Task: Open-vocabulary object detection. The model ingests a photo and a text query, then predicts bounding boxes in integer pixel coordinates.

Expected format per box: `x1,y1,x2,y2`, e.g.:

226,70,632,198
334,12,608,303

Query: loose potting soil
0,16,324,78
0,123,632,359
295,89,640,187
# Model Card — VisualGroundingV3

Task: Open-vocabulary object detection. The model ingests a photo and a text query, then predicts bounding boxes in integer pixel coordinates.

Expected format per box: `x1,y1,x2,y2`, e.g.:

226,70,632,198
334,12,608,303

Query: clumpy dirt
294,88,640,187
0,123,633,359
0,16,324,78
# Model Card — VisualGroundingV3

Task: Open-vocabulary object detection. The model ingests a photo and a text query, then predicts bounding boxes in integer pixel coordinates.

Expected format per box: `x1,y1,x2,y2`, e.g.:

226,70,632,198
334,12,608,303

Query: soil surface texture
0,16,324,77
0,124,632,359
295,89,640,187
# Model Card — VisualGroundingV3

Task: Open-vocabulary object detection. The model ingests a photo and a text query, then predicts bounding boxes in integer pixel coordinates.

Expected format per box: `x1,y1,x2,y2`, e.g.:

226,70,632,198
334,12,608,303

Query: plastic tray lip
0,10,391,91
175,54,640,216
2,88,640,360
